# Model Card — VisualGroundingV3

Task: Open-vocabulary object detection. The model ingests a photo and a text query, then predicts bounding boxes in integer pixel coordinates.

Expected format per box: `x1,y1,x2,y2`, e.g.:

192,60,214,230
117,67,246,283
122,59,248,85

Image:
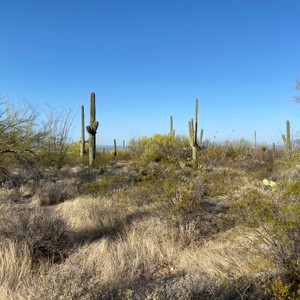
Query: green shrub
225,138,252,160
128,134,190,163
201,167,250,197
116,163,207,218
231,181,300,282
198,142,228,167
82,175,129,197
266,276,300,300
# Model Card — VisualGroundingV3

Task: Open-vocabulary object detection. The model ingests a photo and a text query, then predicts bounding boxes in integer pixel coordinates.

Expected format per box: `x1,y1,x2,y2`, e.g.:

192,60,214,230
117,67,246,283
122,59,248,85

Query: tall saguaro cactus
281,120,291,157
80,105,85,158
170,115,175,137
188,99,199,161
114,139,117,156
86,92,99,166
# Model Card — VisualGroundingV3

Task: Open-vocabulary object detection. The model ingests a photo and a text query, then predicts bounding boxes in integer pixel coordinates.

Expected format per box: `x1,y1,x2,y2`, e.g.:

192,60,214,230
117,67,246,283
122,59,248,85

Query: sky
1,0,300,146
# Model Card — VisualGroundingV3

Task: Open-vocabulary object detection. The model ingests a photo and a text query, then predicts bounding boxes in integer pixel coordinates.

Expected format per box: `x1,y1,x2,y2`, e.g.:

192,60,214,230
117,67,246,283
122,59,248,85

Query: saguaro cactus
86,92,99,166
80,105,85,158
272,143,276,158
114,139,117,156
170,115,175,137
188,99,199,161
281,120,291,157
199,128,204,145
254,131,257,147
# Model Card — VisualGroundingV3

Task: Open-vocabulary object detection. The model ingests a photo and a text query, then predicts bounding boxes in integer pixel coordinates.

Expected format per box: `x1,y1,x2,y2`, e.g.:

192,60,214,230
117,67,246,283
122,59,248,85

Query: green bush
225,138,252,160
231,181,300,283
82,175,130,197
116,163,207,217
128,134,190,163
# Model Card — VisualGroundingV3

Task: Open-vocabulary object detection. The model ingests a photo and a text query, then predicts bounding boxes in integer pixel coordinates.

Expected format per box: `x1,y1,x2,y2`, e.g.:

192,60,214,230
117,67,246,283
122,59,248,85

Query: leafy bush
128,134,190,163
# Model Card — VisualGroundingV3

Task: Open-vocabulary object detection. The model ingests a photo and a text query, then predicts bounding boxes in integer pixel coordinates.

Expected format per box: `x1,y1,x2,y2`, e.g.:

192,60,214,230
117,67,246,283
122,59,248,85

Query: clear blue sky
1,0,300,145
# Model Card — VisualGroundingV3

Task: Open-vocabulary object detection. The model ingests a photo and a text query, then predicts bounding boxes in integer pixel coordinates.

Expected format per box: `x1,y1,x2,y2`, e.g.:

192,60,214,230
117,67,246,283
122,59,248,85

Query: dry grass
0,241,32,291
53,196,130,242
0,205,73,264
32,178,80,206
0,203,268,299
0,153,296,299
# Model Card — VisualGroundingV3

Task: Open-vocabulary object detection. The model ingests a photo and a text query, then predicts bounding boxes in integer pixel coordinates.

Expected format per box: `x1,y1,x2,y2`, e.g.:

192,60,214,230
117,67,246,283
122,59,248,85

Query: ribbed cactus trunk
254,131,257,147
188,99,199,162
89,93,96,165
281,120,291,157
80,105,85,158
86,92,99,167
114,139,117,156
170,115,175,138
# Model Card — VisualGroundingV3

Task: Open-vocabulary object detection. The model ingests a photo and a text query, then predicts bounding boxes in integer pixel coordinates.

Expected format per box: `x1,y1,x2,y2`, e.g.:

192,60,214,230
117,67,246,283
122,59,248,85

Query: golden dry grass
0,241,32,291
0,194,269,299
0,154,296,299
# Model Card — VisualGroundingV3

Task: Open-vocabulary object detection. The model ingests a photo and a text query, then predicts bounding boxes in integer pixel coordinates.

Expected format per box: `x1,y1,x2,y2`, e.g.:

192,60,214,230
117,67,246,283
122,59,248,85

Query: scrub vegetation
0,97,299,299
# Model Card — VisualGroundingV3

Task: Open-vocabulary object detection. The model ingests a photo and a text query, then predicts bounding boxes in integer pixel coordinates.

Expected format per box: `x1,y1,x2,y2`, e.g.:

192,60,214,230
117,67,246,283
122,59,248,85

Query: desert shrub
272,148,300,182
64,141,89,165
230,181,300,290
198,142,228,167
128,134,190,163
0,100,48,166
0,205,73,264
200,166,251,198
37,108,74,169
116,164,207,220
264,276,300,300
0,100,75,170
107,147,132,160
5,163,43,187
65,142,132,166
225,138,252,160
33,179,79,206
82,174,130,197
0,186,21,203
